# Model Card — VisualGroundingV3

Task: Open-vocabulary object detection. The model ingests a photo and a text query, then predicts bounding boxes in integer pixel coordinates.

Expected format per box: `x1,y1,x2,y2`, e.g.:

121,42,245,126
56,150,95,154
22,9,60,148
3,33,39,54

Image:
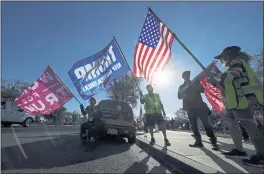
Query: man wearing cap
140,85,171,146
208,46,264,167
178,70,219,150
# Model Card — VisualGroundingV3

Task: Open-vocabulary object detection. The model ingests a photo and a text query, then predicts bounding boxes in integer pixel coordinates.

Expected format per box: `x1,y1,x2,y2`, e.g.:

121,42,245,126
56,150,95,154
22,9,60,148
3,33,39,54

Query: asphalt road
1,125,171,173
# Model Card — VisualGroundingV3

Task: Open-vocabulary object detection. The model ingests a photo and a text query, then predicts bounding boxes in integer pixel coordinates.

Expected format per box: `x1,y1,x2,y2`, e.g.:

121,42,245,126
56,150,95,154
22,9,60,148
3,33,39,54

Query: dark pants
80,119,105,140
187,107,217,144
80,122,94,140
239,122,249,140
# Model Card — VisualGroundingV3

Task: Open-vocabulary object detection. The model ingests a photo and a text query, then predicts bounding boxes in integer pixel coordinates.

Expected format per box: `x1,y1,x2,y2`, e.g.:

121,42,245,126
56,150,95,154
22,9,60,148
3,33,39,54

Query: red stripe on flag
142,48,155,78
145,24,166,82
133,43,141,76
149,27,172,83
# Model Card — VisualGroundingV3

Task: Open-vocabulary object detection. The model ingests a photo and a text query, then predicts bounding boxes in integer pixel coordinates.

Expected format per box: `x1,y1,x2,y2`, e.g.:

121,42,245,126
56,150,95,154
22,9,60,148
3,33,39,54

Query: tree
106,74,142,108
174,108,188,120
52,106,67,124
209,108,225,125
72,110,81,122
1,78,30,100
174,108,189,129
251,48,263,80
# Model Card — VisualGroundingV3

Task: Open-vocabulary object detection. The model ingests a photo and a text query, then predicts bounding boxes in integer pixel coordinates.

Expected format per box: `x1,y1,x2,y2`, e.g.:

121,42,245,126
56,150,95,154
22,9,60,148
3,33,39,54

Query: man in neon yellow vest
140,85,171,146
208,46,264,167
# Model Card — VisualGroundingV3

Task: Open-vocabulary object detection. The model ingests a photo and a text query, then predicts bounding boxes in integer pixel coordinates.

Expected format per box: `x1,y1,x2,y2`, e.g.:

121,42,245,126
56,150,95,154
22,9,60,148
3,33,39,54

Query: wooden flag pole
113,36,143,94
148,8,207,71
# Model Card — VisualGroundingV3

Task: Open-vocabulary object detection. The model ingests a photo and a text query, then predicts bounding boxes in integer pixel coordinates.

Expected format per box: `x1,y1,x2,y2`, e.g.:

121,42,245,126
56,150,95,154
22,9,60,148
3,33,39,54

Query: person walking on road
178,71,219,150
140,84,171,146
208,46,264,167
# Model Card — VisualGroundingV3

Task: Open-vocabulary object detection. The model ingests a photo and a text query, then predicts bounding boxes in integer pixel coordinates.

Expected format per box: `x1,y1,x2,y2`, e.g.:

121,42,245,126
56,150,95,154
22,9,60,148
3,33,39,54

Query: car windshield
98,100,134,121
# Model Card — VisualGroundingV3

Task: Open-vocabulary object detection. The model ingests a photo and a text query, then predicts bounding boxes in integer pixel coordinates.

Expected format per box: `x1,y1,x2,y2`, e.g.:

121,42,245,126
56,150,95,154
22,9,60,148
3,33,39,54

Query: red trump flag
14,65,73,115
200,62,225,113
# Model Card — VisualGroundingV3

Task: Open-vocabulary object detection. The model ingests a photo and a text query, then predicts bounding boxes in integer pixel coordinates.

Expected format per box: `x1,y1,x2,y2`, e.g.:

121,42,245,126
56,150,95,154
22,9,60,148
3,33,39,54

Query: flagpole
48,65,82,105
148,8,207,71
191,60,218,82
112,36,143,94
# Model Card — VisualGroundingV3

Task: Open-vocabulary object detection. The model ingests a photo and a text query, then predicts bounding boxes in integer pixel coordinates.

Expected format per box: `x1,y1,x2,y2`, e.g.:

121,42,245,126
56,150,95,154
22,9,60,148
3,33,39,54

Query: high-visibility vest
144,93,162,114
223,60,263,110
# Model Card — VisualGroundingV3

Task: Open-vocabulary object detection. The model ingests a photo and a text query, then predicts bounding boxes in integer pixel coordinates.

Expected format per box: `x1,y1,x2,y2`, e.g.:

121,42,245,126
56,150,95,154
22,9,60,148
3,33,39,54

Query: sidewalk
137,131,263,174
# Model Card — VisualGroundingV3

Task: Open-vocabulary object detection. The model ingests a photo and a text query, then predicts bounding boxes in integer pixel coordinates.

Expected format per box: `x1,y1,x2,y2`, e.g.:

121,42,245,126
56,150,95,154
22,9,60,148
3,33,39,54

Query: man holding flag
178,70,219,150
208,46,264,167
132,8,175,146
79,97,99,145
140,84,171,146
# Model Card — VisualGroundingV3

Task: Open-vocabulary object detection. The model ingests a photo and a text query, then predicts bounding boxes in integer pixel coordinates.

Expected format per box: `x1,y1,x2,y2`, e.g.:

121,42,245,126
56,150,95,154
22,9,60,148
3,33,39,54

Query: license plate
107,128,118,135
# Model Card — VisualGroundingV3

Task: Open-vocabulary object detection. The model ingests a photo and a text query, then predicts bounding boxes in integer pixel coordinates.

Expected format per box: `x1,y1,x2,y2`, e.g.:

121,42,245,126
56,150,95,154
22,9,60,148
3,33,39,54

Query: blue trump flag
68,39,129,100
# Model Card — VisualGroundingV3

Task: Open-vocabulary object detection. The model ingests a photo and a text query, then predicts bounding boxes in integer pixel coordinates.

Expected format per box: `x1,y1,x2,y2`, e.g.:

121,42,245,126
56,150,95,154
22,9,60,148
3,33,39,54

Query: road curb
136,137,223,174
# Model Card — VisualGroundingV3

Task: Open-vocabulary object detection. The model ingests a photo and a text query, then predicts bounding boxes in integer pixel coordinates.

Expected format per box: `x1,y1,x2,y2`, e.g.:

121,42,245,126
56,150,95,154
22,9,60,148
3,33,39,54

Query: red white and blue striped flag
133,9,174,83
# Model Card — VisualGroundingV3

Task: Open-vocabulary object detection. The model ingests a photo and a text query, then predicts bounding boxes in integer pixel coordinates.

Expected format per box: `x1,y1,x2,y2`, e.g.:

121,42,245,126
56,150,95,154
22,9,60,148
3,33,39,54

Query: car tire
128,135,136,144
2,122,12,127
23,118,33,127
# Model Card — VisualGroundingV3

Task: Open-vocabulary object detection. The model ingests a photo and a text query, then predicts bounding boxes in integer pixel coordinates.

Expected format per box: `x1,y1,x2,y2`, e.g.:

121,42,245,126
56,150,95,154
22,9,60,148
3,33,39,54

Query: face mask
221,59,228,67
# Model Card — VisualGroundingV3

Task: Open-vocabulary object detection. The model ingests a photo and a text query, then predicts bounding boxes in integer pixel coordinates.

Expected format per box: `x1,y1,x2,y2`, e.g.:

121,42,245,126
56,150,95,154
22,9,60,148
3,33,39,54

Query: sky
2,2,263,118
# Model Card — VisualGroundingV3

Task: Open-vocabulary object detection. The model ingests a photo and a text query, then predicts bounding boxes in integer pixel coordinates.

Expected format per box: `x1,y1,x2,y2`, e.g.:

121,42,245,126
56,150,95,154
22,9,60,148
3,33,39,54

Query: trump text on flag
68,39,129,100
14,66,73,115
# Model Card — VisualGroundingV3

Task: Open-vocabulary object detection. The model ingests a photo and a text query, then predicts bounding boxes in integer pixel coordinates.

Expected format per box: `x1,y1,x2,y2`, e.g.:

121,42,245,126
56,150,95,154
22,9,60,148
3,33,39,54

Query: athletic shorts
145,113,165,127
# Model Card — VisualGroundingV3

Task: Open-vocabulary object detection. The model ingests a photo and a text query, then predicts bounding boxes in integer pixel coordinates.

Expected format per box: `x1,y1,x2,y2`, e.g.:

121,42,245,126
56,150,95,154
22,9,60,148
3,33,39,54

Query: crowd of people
79,46,264,168
139,46,264,168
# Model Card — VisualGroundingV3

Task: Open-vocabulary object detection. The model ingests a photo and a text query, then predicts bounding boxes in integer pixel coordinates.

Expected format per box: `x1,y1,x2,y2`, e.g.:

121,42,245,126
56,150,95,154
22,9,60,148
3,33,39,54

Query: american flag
133,10,174,83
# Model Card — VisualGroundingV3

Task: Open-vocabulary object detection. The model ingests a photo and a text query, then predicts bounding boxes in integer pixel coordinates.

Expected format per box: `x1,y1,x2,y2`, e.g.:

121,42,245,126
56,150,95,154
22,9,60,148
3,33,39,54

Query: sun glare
152,69,173,88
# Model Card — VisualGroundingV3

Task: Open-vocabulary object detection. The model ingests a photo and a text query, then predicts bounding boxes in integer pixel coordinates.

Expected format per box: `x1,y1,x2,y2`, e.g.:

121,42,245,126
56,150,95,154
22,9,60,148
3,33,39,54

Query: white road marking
11,127,28,159
43,124,57,147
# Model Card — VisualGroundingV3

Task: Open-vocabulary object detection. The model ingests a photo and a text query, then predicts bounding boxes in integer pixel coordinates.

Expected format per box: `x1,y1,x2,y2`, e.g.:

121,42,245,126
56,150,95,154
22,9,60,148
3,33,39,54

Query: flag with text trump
14,65,73,115
68,39,129,100
133,9,174,83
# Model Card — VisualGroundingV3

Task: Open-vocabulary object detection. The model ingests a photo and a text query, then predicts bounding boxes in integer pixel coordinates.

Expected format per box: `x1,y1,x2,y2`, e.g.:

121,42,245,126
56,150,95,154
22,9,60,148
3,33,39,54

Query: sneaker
149,138,156,146
212,144,219,151
189,142,203,148
243,154,264,168
243,139,251,143
81,139,86,145
222,149,248,159
164,138,171,146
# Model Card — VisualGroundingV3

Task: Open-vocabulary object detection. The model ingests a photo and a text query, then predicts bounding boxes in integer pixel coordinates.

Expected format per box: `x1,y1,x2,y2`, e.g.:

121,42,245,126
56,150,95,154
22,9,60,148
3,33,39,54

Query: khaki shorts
145,113,165,127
